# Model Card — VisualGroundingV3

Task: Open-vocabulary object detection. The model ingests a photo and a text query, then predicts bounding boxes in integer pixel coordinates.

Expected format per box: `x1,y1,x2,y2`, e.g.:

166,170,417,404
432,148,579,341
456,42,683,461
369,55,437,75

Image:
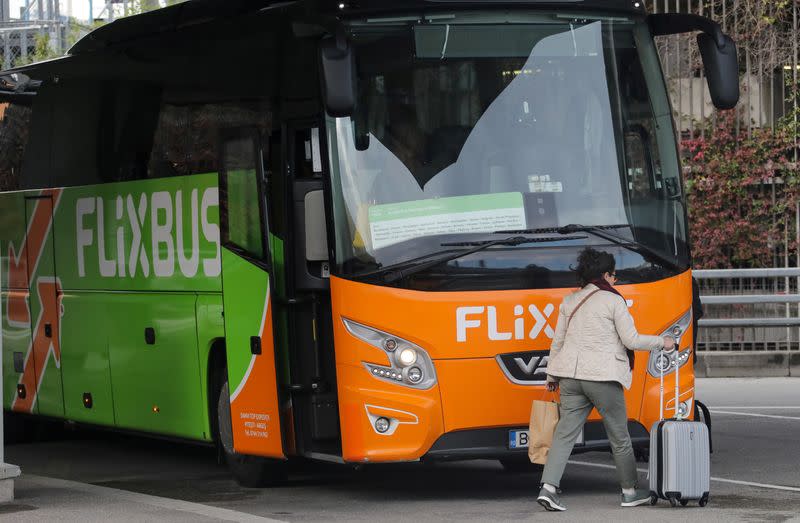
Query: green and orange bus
1,0,737,485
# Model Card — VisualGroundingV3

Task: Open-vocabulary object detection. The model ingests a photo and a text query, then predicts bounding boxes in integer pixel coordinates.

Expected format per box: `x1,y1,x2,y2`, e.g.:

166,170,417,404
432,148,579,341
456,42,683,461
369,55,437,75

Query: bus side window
220,133,268,261
0,102,32,192
146,100,272,181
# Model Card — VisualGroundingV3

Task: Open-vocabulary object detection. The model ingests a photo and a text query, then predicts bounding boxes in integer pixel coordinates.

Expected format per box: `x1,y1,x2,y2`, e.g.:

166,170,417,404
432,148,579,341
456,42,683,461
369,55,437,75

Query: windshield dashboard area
327,12,689,291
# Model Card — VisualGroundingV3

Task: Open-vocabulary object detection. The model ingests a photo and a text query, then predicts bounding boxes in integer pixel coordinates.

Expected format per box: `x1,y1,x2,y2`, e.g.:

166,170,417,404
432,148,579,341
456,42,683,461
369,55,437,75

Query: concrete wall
697,352,800,378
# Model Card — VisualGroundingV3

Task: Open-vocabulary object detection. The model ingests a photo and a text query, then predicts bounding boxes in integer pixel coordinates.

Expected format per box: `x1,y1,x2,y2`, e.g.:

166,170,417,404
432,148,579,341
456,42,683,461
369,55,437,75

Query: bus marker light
152,405,160,413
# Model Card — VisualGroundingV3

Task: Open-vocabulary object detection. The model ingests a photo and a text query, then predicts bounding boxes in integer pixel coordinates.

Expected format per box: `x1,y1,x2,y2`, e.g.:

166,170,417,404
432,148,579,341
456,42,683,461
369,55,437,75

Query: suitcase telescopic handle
659,347,664,421
674,335,681,419
672,334,681,419
659,333,682,421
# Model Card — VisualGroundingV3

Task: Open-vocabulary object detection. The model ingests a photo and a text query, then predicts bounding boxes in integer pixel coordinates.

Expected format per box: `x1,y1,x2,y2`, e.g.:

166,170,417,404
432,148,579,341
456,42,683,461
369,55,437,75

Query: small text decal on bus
456,304,556,342
75,188,221,279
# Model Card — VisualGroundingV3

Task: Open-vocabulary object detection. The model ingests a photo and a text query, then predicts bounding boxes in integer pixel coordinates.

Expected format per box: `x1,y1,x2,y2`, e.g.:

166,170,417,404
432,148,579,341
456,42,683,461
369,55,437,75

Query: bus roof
0,0,645,84
66,0,645,55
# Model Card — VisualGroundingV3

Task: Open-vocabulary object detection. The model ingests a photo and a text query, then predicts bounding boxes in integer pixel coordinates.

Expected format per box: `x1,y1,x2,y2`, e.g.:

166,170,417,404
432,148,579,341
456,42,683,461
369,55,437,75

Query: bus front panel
330,273,694,462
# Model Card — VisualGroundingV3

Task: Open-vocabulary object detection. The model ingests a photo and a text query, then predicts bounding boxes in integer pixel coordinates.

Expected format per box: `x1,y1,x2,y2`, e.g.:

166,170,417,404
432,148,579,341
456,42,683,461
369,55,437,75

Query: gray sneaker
621,488,653,507
537,487,566,512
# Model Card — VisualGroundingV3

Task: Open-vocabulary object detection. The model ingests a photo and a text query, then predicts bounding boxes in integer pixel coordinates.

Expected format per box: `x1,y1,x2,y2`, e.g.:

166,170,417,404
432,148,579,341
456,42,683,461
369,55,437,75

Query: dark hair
575,248,615,286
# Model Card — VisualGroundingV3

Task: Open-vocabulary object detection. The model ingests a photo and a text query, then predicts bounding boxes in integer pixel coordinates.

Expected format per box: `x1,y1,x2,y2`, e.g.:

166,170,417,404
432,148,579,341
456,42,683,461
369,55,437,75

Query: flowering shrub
682,111,799,268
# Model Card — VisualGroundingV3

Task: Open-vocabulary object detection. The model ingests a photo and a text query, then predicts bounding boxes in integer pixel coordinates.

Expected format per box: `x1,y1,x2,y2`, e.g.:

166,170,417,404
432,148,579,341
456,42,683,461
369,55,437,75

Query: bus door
17,192,64,417
286,121,340,457
219,129,286,458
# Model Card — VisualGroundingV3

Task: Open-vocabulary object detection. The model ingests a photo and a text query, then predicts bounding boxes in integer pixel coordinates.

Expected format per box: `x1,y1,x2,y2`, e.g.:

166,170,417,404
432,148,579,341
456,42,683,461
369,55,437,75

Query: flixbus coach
1,0,737,485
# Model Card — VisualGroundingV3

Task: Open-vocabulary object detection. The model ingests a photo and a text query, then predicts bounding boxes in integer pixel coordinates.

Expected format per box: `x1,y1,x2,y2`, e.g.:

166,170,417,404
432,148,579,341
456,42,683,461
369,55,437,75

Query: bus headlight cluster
647,309,693,378
343,318,437,390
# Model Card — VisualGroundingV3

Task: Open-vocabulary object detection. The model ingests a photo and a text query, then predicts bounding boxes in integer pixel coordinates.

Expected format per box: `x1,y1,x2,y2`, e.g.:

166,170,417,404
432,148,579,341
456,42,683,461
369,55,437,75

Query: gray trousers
540,378,638,489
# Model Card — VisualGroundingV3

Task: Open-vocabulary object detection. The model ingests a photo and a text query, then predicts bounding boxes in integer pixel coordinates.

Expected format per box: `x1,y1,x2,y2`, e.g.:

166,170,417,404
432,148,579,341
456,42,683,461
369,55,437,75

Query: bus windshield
327,15,689,286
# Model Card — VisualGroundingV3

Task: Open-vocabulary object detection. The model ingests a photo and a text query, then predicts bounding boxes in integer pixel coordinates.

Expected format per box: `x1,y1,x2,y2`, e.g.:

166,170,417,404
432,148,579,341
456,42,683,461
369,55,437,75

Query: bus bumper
423,421,650,461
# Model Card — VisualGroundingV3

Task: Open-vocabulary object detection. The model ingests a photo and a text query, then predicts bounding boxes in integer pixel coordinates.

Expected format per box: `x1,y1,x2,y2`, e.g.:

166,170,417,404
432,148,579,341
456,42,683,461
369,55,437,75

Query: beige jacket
546,284,664,389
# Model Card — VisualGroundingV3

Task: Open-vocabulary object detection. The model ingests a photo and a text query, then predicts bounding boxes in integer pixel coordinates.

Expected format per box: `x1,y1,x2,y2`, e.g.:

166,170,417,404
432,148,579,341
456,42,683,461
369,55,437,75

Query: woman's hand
662,336,676,352
546,381,559,392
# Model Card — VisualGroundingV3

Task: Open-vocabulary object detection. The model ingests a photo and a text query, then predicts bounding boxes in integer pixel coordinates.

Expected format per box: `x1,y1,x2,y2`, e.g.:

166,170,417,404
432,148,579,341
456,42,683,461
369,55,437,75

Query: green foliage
9,1,188,69
13,32,57,67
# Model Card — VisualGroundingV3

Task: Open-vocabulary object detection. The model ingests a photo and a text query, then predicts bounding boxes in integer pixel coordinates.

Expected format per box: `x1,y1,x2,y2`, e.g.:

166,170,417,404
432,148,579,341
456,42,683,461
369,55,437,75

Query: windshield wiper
495,224,682,272
360,234,587,284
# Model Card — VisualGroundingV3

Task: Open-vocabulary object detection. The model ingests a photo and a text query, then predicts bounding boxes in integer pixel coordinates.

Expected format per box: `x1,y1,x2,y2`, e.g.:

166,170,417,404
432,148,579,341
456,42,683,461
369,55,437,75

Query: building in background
648,0,798,136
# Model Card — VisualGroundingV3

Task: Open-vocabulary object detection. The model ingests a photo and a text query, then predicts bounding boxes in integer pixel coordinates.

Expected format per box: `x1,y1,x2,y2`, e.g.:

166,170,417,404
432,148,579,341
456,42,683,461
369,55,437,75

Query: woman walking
537,248,675,511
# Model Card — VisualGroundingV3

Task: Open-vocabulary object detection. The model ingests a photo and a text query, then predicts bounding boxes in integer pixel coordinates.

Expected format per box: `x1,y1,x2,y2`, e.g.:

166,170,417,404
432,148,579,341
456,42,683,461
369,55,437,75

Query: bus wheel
216,380,288,488
4,411,33,444
499,458,544,473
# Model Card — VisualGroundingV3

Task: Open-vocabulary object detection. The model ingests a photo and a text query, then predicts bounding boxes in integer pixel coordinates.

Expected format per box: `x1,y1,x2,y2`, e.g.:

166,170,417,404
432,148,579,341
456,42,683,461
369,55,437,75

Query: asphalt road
5,378,800,522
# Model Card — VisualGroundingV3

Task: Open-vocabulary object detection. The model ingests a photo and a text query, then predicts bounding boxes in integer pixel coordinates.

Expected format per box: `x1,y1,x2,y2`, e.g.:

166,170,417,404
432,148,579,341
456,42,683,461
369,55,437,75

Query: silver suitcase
648,348,710,507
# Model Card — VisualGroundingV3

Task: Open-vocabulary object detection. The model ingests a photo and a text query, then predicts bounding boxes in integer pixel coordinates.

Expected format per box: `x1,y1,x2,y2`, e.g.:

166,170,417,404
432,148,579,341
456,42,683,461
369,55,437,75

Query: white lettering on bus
456,306,484,342
487,306,512,341
127,193,149,277
201,187,221,277
76,197,95,278
96,196,116,277
151,191,175,277
76,187,220,279
176,189,199,277
456,304,556,342
115,196,126,277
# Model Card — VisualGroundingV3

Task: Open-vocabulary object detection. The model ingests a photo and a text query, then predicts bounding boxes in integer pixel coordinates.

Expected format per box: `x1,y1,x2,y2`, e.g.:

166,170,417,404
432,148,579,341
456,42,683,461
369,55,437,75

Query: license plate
508,427,584,449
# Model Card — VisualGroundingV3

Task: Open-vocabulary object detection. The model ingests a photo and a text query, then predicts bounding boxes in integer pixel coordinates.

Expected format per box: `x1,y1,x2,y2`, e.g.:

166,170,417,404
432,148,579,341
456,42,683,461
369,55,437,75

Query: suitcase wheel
680,499,689,507
699,494,709,507
668,495,678,508
649,494,658,506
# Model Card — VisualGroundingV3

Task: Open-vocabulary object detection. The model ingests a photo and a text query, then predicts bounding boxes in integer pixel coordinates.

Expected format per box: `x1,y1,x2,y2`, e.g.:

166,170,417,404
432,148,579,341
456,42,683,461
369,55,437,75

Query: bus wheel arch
207,337,227,444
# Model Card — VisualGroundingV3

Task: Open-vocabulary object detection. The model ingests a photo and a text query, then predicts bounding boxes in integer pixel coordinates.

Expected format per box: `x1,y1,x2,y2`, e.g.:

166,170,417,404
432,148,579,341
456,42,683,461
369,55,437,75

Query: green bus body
1,174,239,440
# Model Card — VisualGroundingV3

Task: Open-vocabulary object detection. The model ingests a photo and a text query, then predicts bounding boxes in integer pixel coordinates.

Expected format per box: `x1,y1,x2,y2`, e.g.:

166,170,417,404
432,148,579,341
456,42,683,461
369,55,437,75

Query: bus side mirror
319,32,356,117
648,13,740,110
697,33,739,110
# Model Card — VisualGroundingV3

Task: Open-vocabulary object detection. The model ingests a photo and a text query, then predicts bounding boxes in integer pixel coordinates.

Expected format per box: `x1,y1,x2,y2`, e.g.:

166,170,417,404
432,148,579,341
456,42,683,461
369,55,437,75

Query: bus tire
215,379,288,488
4,411,33,444
499,458,544,473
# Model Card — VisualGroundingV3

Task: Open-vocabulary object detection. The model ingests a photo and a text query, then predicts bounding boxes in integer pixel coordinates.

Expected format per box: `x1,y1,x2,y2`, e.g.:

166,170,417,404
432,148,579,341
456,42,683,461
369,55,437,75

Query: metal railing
694,268,800,351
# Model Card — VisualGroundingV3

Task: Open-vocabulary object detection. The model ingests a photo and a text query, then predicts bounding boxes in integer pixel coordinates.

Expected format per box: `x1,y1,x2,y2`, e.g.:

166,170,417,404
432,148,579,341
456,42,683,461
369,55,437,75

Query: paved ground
4,378,800,522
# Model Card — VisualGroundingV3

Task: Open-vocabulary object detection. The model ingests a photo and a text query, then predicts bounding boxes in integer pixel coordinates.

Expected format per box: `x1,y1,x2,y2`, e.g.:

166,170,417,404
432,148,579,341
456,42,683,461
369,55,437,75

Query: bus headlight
407,367,423,384
647,309,693,378
397,348,417,367
343,318,437,390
